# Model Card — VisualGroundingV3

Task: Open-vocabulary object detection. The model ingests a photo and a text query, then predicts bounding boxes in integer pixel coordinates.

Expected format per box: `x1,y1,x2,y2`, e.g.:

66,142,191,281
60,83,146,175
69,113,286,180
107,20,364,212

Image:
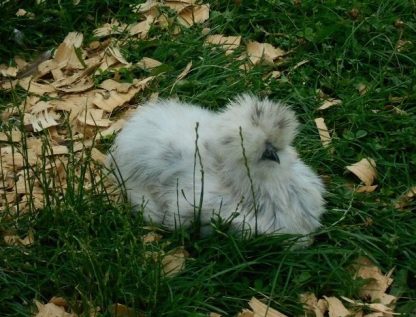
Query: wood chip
346,158,377,186
314,117,331,148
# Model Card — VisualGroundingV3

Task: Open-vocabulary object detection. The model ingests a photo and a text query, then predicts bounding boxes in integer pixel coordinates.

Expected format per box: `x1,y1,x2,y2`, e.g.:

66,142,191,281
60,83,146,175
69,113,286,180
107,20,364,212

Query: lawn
0,0,415,316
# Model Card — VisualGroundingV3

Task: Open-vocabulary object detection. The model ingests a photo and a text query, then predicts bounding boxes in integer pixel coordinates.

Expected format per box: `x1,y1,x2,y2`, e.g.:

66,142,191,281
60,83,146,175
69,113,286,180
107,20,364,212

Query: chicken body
109,95,325,236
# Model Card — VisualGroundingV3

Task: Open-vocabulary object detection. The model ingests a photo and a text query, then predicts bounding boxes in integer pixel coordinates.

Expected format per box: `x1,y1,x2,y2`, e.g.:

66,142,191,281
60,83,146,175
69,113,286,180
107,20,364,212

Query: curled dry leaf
317,98,342,110
314,117,332,148
395,186,416,210
239,297,288,317
323,296,351,317
34,300,76,317
137,57,162,70
246,41,285,65
177,4,210,27
176,61,193,82
353,257,396,306
346,158,377,186
356,185,378,193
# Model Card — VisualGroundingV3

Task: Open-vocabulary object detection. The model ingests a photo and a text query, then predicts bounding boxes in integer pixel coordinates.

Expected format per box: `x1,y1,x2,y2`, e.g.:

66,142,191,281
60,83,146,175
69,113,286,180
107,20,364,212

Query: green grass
1,0,416,316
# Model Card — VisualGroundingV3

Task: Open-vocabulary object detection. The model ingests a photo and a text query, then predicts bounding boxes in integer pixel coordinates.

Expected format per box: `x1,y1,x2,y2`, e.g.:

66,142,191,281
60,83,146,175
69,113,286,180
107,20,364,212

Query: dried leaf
162,247,188,277
314,117,332,148
247,297,288,317
128,16,155,38
34,300,76,317
54,32,85,69
4,230,34,246
107,46,131,66
205,34,241,55
0,130,22,142
93,20,127,37
356,185,378,193
18,76,56,94
323,297,352,317
346,158,377,186
178,4,210,27
78,109,111,127
357,83,368,95
136,57,162,70
318,98,342,110
142,231,162,244
176,61,193,81
353,257,395,305
0,64,18,77
109,303,137,317
246,41,285,65
395,186,416,210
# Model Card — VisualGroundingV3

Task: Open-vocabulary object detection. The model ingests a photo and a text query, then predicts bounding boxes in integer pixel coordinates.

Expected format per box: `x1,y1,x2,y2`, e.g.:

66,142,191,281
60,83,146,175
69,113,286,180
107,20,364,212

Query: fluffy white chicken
109,94,325,236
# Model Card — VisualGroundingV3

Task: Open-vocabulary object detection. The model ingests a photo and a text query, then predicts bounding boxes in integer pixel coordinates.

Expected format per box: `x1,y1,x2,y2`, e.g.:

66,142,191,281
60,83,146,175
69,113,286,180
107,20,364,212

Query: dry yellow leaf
205,34,241,55
323,296,351,317
34,300,77,317
0,130,22,142
93,20,128,37
100,79,133,93
4,230,34,246
0,64,18,77
318,98,342,110
128,17,154,39
176,61,193,81
107,46,131,66
246,41,285,65
54,32,85,70
142,231,163,244
109,303,137,317
136,57,162,70
209,313,222,317
243,297,288,317
90,148,107,165
78,109,111,127
178,4,210,27
18,76,56,95
346,158,377,186
353,257,395,305
162,247,188,277
314,117,332,148
24,110,60,132
356,185,378,193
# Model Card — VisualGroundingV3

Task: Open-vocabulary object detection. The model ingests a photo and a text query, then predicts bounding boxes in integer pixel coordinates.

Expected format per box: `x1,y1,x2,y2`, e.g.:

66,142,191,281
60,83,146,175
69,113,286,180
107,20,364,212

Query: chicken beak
261,143,280,163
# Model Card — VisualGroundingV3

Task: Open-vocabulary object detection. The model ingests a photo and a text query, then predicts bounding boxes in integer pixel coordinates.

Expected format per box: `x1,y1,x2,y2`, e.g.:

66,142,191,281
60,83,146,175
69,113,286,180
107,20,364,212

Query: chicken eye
261,142,280,163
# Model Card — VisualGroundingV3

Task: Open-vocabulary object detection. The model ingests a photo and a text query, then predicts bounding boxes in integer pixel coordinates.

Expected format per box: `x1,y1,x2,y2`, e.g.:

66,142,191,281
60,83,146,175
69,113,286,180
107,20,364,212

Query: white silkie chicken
109,94,325,236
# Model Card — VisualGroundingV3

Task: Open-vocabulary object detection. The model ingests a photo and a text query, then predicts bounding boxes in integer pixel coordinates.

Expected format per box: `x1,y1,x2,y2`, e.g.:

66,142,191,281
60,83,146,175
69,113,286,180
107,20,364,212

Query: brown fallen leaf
178,4,210,27
142,231,163,244
93,19,128,37
341,297,399,316
205,34,241,55
34,300,77,317
109,303,138,317
353,257,396,306
4,230,34,246
176,61,193,81
0,130,22,142
395,186,416,210
137,57,162,70
18,76,56,95
242,297,288,317
317,98,342,110
346,158,377,186
246,41,285,65
356,185,378,193
323,296,351,317
0,64,18,78
128,16,155,38
356,83,368,95
314,117,332,148
162,247,189,277
54,32,85,70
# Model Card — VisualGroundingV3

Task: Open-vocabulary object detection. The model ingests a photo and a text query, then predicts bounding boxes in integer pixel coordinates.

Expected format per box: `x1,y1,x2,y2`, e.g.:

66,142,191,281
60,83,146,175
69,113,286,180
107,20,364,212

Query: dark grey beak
261,143,280,163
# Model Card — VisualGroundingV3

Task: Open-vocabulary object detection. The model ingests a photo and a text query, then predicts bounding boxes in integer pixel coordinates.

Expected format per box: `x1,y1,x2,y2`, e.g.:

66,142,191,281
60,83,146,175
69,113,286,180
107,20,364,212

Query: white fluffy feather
109,94,325,236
